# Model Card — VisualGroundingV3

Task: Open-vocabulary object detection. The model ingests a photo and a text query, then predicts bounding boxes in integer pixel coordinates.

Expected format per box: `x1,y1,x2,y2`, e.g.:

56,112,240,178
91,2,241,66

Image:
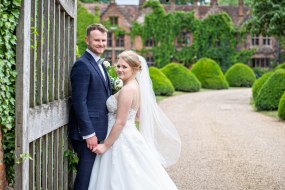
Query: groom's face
85,29,107,56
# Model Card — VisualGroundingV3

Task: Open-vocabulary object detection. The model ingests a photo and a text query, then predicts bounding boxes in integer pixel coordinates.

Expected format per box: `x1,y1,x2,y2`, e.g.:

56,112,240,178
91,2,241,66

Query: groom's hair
86,23,108,36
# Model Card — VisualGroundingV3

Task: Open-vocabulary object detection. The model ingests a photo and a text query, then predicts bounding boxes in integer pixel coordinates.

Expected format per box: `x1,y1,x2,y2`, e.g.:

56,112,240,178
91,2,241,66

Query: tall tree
245,0,285,36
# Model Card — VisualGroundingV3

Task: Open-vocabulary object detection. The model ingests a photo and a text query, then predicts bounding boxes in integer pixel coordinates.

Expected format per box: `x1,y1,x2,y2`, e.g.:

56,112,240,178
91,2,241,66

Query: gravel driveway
159,88,285,190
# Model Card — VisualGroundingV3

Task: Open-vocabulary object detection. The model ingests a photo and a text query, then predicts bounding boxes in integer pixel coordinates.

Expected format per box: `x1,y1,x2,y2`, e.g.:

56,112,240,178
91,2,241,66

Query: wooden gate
15,0,76,189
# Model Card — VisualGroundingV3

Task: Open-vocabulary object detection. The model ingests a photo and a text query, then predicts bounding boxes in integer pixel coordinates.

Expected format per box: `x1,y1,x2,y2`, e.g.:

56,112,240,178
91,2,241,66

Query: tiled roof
82,3,250,26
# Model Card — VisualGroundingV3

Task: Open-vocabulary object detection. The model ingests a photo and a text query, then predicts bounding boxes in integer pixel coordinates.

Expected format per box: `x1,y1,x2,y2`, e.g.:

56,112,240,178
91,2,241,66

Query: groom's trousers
71,140,96,190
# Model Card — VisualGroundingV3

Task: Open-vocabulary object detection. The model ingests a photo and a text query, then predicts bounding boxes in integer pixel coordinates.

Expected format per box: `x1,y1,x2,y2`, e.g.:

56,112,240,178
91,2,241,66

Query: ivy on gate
0,0,21,186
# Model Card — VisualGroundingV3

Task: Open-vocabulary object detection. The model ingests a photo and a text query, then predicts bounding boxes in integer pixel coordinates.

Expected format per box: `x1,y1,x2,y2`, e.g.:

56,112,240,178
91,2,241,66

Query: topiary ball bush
252,71,274,101
161,63,201,92
191,58,229,89
225,63,256,87
278,91,285,120
255,69,285,111
274,63,285,70
149,67,174,96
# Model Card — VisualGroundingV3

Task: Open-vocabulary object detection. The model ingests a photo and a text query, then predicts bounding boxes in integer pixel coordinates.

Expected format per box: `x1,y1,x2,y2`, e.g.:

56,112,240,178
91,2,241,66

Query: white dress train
88,95,178,190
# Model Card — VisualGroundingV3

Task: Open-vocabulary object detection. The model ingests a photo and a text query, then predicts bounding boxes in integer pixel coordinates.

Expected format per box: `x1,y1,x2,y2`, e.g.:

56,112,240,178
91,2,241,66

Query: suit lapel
102,64,112,96
84,52,108,92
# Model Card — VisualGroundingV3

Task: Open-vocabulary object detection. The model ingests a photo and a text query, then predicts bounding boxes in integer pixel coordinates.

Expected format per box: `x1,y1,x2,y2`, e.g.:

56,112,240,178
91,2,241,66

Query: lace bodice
106,95,137,125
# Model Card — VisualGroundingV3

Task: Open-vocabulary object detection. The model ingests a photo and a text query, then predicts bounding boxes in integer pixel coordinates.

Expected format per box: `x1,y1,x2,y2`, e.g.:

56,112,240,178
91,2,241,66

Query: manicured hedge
149,67,174,96
255,69,285,111
191,58,228,89
225,63,256,87
252,71,273,101
274,63,285,70
161,63,201,92
278,91,285,120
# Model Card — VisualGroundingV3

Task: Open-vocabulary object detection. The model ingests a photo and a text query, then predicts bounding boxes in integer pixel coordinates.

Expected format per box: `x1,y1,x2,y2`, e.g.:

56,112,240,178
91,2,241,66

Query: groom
68,23,111,190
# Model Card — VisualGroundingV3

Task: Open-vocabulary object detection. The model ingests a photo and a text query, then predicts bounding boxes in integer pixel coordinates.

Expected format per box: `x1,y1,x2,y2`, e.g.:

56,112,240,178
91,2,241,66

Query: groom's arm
70,61,96,138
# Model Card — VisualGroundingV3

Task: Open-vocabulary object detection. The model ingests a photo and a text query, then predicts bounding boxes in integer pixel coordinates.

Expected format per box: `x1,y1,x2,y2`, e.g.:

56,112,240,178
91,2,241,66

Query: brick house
82,0,279,67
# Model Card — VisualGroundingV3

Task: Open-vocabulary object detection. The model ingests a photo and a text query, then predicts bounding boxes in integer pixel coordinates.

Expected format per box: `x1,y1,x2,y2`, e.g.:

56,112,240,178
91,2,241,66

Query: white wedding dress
88,95,178,190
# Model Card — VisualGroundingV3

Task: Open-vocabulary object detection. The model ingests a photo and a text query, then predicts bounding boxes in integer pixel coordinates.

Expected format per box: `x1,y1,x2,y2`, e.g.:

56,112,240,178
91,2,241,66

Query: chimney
238,0,244,24
210,0,218,6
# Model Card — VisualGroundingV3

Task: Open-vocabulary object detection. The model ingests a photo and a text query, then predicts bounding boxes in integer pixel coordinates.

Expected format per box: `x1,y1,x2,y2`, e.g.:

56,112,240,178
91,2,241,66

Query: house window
252,58,270,67
146,55,155,66
251,36,259,46
110,16,118,25
145,37,154,47
116,34,125,47
115,50,123,58
103,50,112,63
107,32,112,47
263,36,271,46
179,32,191,46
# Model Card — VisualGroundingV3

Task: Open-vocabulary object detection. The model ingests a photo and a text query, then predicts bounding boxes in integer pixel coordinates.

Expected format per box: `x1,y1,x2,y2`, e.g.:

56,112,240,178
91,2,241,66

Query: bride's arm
94,86,134,154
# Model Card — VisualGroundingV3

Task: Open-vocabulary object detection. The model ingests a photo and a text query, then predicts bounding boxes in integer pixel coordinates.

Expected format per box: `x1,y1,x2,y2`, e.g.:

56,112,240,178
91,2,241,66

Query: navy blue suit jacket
68,51,112,141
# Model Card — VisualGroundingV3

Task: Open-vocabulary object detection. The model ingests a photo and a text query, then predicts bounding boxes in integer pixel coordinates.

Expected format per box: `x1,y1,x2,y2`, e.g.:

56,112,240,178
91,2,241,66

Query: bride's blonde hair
118,50,142,72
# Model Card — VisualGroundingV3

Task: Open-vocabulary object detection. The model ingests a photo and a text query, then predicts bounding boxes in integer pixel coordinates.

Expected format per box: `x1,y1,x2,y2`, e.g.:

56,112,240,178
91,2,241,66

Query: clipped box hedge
252,71,273,101
278,91,285,120
149,67,174,96
161,63,201,92
225,63,256,87
255,69,285,111
191,58,228,89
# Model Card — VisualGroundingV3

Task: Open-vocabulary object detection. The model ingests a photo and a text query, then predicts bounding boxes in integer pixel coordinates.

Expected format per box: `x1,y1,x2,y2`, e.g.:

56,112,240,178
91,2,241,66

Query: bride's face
115,58,134,82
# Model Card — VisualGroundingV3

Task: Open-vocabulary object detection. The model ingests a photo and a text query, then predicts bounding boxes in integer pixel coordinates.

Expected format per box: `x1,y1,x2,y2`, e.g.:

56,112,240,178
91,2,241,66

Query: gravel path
159,88,285,190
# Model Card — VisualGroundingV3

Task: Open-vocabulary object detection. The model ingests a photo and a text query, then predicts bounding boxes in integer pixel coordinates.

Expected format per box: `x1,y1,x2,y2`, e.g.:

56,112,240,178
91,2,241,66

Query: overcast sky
116,0,139,5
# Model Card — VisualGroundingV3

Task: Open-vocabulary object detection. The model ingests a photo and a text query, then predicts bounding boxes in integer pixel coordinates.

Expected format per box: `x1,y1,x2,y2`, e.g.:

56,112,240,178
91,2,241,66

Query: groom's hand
86,135,98,150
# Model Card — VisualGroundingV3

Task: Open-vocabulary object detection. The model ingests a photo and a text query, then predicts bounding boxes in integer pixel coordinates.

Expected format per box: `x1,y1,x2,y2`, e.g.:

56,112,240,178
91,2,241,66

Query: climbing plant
131,0,199,68
77,1,100,56
131,0,252,70
194,13,252,71
0,0,21,185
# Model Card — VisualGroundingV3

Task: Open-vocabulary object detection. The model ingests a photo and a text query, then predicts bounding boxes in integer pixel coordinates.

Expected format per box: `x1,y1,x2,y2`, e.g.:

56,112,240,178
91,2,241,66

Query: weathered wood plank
57,0,75,18
58,127,64,189
15,0,31,189
63,126,69,189
54,3,61,100
42,135,47,189
65,16,70,97
36,0,43,105
49,0,55,102
53,130,59,189
28,99,69,142
35,139,41,189
43,0,50,103
60,11,65,99
30,0,36,107
47,132,54,190
29,142,34,190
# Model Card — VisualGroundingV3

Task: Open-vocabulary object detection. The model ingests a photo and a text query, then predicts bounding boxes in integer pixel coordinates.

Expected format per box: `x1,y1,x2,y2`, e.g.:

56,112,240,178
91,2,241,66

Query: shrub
274,63,285,70
252,71,274,101
161,63,201,92
252,67,269,78
255,69,285,111
191,58,229,89
149,67,174,96
278,91,285,120
225,63,256,87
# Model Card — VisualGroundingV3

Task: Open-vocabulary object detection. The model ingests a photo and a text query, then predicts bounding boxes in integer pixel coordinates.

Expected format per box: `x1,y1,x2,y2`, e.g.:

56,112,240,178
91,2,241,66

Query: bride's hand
93,144,108,155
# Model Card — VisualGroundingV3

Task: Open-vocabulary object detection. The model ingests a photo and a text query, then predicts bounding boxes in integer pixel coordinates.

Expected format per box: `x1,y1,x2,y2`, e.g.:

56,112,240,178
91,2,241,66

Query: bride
88,50,181,190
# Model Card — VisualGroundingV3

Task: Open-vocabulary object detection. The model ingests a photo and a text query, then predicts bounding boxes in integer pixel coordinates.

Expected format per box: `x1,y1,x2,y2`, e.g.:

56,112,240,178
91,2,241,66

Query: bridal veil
136,56,181,168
